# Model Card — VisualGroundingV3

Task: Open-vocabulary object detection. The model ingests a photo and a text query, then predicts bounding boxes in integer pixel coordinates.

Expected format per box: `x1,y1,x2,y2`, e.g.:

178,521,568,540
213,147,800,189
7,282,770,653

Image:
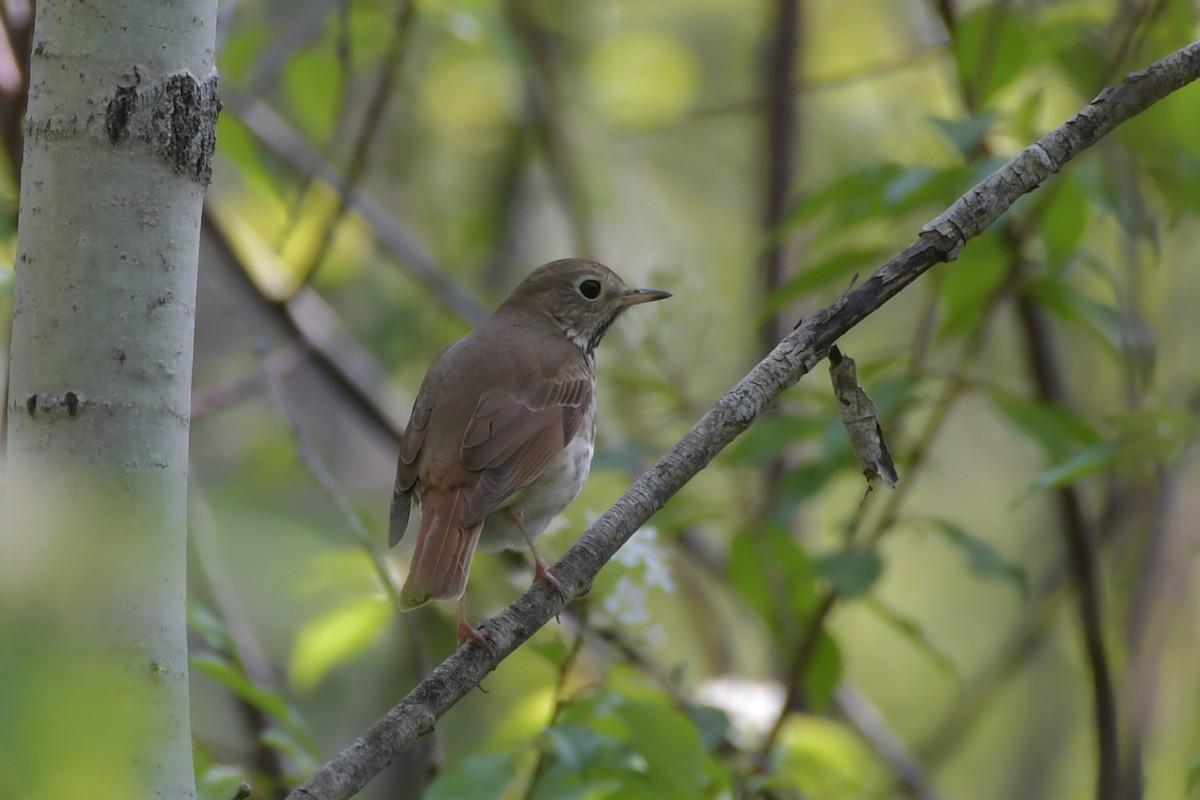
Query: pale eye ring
578,278,602,300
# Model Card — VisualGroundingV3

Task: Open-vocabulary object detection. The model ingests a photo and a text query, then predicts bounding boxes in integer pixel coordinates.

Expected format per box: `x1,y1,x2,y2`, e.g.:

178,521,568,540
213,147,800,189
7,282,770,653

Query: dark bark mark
104,71,221,184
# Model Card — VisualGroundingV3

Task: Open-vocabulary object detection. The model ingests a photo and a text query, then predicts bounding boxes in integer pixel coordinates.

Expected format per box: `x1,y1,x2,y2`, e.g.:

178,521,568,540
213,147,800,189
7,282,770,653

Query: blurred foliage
2,0,1200,799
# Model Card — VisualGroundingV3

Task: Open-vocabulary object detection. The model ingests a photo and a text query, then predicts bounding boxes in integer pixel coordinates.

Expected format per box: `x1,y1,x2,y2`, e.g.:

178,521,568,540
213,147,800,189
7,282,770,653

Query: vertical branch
756,0,802,527
933,1,1126,790
506,0,596,258
1013,282,1120,800
759,0,801,356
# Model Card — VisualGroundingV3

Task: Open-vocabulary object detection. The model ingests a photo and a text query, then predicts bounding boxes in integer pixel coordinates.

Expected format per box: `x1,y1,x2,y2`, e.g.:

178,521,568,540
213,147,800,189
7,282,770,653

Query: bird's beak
620,287,672,305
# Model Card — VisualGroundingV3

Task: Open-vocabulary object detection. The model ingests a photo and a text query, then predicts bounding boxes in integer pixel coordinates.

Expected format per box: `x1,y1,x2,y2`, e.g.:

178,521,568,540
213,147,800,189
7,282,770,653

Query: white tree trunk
2,1,218,797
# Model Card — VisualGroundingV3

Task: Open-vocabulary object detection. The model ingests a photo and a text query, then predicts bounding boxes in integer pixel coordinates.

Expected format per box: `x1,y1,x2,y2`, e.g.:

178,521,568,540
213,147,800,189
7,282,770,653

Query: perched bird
389,258,670,645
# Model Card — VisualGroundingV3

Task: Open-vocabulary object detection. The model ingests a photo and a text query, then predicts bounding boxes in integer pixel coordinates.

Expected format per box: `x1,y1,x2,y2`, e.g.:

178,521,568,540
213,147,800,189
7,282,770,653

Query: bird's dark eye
578,278,602,300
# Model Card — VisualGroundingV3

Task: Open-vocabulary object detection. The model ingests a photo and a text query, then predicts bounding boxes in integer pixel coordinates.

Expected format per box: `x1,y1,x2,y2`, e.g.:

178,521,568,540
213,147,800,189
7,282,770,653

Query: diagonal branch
286,39,1200,800
228,94,489,326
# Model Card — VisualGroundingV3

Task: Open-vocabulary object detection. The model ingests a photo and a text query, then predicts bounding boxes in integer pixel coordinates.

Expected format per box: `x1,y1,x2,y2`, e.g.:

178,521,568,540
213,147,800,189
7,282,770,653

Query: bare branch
835,685,946,800
506,0,597,259
228,94,490,326
290,0,419,287
286,39,1200,800
200,211,407,445
1014,242,1120,800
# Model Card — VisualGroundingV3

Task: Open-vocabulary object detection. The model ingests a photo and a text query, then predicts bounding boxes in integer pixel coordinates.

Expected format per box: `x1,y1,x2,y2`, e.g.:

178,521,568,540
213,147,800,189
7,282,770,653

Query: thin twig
505,0,596,259
227,95,489,325
191,341,308,419
201,211,407,445
190,485,290,799
244,0,345,97
834,685,946,800
520,607,590,800
289,0,420,288
259,342,400,601
622,41,947,138
199,267,401,603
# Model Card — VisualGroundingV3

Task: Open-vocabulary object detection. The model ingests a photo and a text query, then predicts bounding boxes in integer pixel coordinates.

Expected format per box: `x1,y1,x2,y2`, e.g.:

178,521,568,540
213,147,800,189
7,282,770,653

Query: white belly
480,422,595,552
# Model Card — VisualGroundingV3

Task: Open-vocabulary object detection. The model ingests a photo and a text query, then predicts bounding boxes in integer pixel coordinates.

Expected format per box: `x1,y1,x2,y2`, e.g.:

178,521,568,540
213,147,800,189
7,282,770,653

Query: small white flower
597,524,675,646
604,575,650,626
643,624,668,648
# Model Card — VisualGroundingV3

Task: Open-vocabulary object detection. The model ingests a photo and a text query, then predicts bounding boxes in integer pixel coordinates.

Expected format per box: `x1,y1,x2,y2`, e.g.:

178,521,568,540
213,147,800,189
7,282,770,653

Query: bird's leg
457,597,493,654
509,508,565,601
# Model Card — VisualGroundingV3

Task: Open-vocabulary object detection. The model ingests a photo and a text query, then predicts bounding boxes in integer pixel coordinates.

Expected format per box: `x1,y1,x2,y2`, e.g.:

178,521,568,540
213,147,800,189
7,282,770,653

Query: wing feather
459,359,593,526
389,393,434,547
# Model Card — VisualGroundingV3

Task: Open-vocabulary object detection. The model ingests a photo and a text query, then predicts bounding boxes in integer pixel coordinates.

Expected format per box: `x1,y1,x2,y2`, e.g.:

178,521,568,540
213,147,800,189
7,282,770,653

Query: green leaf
930,113,996,159
725,413,830,463
766,715,879,797
1043,21,1111,97
283,47,342,141
1015,440,1120,503
191,653,318,757
952,5,1028,106
923,518,1028,599
989,388,1104,462
546,693,726,800
816,550,883,599
1048,282,1157,379
803,630,843,713
425,754,516,800
776,161,968,242
690,705,732,752
1103,406,1199,463
187,602,236,657
865,598,958,681
937,229,1009,339
287,594,391,692
1040,174,1089,264
1016,404,1196,503
527,635,571,669
543,724,631,772
195,763,250,800
613,701,708,798
727,523,820,642
1186,753,1200,794
776,163,906,233
260,727,321,776
766,246,892,313
217,23,274,82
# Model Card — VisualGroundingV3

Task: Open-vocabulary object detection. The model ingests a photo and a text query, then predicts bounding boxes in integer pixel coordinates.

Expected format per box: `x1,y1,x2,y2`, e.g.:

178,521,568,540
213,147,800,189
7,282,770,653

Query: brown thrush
389,258,670,645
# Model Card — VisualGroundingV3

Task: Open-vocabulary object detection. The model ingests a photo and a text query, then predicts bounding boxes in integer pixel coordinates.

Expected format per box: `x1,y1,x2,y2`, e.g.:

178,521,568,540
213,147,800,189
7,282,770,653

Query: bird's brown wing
388,391,433,547
459,357,593,527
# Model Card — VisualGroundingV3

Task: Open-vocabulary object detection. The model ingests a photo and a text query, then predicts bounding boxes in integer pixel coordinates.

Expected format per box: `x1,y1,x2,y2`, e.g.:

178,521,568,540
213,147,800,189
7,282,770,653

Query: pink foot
534,558,566,603
457,616,494,655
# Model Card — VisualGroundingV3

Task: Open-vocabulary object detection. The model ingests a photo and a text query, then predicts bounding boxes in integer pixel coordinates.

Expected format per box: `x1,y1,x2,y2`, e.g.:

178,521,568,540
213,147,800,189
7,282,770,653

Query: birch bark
2,2,219,797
